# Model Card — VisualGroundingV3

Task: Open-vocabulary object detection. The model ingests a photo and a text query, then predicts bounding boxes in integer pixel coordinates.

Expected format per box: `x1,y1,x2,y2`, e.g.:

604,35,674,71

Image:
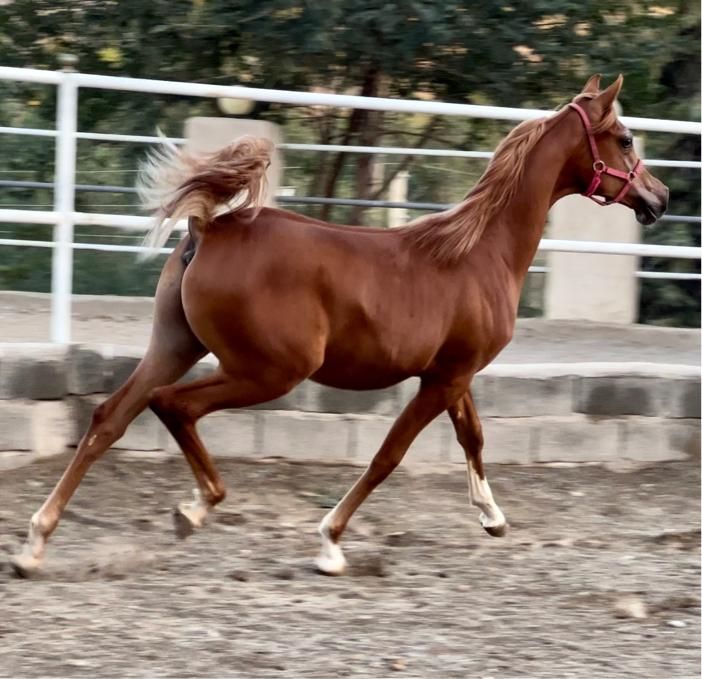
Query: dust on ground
0,291,699,365
0,453,699,678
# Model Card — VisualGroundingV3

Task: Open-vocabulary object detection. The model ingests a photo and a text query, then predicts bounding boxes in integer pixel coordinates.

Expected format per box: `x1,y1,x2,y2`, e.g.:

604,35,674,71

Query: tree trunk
319,65,380,222
306,111,334,205
349,108,383,224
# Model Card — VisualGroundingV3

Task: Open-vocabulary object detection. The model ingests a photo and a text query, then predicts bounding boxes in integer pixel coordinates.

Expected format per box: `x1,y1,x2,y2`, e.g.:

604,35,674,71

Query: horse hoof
315,553,347,576
483,523,508,538
315,541,347,576
172,507,197,540
9,552,42,578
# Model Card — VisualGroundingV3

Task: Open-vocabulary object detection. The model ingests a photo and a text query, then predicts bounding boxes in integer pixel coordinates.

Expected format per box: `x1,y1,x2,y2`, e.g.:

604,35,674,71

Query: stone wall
0,344,698,467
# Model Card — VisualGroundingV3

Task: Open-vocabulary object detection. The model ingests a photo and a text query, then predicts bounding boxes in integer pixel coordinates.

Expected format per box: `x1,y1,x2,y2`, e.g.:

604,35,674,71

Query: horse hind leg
11,243,206,575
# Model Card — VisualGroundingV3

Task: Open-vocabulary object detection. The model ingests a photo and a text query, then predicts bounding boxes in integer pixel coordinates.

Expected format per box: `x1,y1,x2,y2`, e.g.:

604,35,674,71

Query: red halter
567,102,643,206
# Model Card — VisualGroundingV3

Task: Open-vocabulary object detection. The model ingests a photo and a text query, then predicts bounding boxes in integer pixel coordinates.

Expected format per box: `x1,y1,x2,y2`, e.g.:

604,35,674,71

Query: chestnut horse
12,75,668,576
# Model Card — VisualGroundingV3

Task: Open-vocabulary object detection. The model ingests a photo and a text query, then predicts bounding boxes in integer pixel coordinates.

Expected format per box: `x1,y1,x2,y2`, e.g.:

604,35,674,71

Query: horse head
563,74,669,225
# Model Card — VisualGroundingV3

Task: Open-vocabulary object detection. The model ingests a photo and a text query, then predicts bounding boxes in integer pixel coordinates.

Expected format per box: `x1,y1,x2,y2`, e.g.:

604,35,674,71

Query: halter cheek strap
567,102,643,206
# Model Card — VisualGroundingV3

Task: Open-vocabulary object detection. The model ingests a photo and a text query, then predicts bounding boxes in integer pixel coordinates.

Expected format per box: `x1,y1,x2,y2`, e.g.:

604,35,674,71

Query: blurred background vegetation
0,0,699,325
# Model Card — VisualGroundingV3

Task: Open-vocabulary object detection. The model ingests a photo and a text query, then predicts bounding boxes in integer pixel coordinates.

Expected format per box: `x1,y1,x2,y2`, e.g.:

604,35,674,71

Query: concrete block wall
0,344,698,466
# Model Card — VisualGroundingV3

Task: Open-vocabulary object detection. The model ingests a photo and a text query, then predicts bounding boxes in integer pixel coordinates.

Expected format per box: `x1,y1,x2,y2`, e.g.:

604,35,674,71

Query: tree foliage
0,0,698,324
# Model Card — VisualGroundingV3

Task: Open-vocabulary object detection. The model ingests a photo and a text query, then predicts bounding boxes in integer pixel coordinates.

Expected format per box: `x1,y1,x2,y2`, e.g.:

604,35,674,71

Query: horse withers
11,75,668,576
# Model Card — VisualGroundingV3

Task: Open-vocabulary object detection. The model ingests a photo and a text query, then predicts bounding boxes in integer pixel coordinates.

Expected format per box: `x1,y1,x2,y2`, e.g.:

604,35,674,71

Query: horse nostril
656,198,668,218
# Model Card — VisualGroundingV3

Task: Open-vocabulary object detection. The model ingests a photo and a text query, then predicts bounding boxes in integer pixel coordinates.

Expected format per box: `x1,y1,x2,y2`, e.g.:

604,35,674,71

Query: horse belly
311,330,435,390
311,362,410,390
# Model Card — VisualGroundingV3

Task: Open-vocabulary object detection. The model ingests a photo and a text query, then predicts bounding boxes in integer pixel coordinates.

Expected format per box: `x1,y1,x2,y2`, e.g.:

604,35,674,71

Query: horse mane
401,116,554,264
401,91,620,266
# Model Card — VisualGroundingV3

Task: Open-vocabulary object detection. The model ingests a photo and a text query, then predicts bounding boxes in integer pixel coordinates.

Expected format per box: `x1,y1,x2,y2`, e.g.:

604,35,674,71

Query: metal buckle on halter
592,160,606,174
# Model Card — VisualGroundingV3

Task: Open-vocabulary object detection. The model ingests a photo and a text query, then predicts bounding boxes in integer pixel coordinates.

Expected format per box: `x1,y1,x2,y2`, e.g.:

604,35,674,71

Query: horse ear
581,74,601,94
592,74,623,116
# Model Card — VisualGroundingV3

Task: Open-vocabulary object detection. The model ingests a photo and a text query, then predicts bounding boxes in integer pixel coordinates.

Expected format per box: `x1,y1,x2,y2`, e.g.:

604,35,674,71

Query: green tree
0,0,698,324
637,14,700,327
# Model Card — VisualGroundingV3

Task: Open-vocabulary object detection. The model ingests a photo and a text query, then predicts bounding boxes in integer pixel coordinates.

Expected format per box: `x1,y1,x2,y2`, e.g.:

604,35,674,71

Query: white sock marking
315,511,347,575
177,488,209,528
467,461,506,528
11,511,47,572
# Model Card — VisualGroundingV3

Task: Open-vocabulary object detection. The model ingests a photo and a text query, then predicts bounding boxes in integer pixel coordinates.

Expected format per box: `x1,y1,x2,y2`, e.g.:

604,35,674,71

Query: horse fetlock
315,512,347,575
10,516,48,576
206,485,227,507
315,536,347,576
29,509,55,539
318,511,342,542
172,489,210,539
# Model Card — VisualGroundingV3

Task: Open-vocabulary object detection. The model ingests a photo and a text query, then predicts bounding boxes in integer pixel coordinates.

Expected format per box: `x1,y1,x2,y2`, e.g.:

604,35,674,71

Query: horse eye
620,136,633,149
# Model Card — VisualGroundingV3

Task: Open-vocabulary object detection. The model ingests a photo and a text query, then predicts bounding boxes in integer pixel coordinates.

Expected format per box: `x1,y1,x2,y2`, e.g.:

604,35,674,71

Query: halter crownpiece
567,102,643,206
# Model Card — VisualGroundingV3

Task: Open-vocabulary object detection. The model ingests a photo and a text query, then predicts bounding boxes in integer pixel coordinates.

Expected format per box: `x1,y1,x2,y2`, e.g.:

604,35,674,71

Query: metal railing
0,65,700,342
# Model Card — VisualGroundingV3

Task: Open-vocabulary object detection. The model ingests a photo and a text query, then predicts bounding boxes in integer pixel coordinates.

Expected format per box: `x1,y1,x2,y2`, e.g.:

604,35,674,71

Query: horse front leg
149,367,309,538
448,390,507,537
316,378,467,575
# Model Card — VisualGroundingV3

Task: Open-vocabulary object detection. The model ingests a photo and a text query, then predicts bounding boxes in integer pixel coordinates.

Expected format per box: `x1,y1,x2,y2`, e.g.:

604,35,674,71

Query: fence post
50,57,78,343
544,123,644,324
387,170,409,228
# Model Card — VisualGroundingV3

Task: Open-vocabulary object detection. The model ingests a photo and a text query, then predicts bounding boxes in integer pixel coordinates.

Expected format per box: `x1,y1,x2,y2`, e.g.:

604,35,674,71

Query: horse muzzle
634,186,668,226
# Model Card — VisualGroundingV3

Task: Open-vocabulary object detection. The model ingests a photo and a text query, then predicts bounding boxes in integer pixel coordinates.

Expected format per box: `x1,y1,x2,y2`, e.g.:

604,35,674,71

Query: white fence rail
1,209,700,259
0,66,700,342
4,124,700,169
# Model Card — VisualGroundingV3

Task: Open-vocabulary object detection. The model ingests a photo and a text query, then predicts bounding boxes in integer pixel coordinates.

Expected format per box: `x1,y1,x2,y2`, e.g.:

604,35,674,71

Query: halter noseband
567,102,643,206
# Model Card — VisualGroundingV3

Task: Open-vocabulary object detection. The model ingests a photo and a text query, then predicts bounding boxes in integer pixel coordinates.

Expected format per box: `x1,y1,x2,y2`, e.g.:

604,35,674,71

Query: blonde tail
137,134,273,256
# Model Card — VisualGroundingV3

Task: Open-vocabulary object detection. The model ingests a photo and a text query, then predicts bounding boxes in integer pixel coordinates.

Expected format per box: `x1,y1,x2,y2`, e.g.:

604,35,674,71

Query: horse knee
149,388,186,425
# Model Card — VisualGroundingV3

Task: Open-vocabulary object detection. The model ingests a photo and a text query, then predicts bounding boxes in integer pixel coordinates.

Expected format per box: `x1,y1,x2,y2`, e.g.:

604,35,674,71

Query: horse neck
483,114,578,285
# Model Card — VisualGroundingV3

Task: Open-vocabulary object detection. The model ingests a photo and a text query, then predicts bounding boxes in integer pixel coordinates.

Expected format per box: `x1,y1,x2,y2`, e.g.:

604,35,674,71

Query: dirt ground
0,453,699,678
0,291,699,365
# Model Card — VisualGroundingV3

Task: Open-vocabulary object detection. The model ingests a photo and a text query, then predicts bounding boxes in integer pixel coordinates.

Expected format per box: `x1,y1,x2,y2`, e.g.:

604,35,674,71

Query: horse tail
137,134,273,256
